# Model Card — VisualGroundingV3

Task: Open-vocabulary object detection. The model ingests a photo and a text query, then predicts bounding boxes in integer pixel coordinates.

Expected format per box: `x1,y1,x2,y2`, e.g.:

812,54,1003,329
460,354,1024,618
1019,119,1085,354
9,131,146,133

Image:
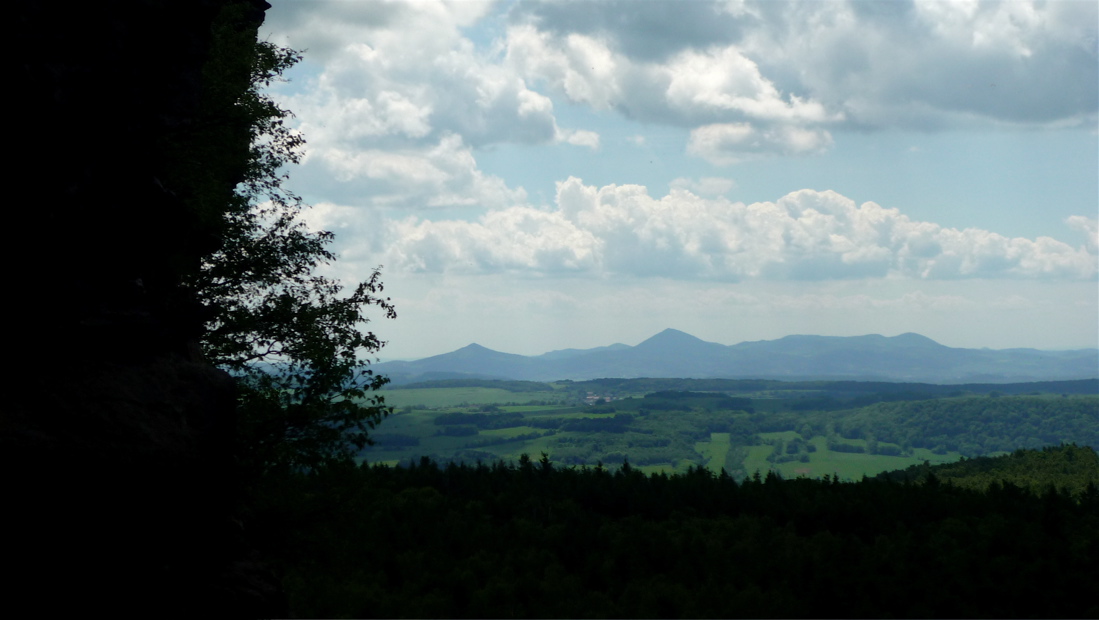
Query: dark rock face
7,0,282,615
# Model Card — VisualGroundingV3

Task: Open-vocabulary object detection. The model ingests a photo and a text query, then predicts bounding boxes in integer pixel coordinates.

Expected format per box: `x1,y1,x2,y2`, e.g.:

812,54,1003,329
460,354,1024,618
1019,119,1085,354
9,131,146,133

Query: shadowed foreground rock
7,0,284,615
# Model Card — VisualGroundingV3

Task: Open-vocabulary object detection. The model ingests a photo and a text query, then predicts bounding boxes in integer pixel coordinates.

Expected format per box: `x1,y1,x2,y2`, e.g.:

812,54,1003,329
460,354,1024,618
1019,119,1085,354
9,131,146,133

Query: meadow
365,380,1095,479
378,386,569,408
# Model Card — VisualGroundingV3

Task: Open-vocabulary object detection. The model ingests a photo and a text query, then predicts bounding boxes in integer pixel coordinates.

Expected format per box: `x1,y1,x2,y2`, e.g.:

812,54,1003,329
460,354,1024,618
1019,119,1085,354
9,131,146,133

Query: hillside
877,444,1099,497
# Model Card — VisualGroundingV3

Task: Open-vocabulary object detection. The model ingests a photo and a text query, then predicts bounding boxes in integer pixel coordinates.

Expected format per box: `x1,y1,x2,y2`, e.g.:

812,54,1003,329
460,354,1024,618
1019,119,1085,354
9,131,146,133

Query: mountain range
374,329,1099,385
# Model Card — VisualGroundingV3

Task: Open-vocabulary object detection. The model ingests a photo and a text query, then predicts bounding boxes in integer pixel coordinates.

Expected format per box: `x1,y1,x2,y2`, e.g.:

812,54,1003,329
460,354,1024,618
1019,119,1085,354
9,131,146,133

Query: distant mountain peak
636,328,722,352
896,331,940,340
892,332,944,346
373,330,1097,384
642,328,700,342
431,342,512,361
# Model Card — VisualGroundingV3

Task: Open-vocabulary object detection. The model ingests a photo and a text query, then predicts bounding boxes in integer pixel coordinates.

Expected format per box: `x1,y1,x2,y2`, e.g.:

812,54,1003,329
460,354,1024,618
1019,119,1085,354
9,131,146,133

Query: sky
259,0,1099,360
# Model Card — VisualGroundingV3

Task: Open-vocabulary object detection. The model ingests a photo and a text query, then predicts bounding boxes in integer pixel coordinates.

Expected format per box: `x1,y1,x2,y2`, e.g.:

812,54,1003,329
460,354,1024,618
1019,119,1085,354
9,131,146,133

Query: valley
364,377,1098,480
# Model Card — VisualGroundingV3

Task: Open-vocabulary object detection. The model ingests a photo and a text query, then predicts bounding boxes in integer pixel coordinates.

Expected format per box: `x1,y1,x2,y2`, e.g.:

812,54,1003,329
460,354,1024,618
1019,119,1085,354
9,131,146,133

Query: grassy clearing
738,435,965,481
519,410,609,419
479,426,544,438
742,445,777,476
696,432,731,473
370,411,439,438
757,431,803,442
494,436,558,460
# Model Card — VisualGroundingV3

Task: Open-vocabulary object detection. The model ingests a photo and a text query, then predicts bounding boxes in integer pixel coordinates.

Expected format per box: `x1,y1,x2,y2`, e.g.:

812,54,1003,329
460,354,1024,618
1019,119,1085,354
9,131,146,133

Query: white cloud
308,133,527,210
1067,216,1099,254
508,0,1097,130
253,1,1096,358
505,22,837,128
259,0,601,212
261,0,1095,218
389,205,601,274
669,177,737,197
662,46,836,124
504,19,843,161
687,123,833,164
385,179,1097,281
262,0,493,62
279,32,559,150
505,25,622,110
739,0,1098,129
555,127,601,149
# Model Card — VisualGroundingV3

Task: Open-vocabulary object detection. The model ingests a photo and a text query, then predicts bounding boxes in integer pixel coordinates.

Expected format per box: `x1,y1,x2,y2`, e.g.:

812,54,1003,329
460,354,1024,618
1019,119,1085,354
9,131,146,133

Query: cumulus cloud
504,25,622,110
259,0,599,210
256,0,1095,225
662,46,836,124
274,19,560,149
306,133,527,210
505,22,835,128
507,0,1097,130
389,205,601,274
512,0,749,61
263,0,492,63
555,127,600,149
687,123,833,164
1066,216,1099,253
742,0,1098,129
503,18,842,161
386,179,1097,281
259,0,1095,216
669,177,737,197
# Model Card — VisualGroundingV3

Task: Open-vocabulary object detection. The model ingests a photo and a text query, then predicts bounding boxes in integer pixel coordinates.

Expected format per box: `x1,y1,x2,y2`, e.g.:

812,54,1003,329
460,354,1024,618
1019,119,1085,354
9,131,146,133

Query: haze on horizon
259,0,1099,360
377,328,1099,364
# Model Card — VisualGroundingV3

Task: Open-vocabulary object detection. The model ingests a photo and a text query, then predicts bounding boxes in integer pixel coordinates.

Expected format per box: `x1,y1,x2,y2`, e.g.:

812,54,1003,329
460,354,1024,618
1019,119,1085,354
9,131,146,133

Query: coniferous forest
8,2,1098,618
251,446,1099,618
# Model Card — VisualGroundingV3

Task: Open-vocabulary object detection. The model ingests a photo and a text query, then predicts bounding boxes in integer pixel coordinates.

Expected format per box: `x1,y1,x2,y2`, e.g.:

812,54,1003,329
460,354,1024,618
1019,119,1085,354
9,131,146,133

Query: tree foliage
184,5,395,474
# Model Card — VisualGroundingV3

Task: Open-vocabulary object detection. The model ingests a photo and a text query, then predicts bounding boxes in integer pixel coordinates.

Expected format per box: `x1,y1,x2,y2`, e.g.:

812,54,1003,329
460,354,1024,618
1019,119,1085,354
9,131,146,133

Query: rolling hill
375,329,1098,384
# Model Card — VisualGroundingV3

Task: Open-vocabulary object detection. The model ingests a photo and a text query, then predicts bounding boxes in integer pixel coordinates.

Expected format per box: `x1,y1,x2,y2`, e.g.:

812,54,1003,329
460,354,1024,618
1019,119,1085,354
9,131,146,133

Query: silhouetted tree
181,4,395,474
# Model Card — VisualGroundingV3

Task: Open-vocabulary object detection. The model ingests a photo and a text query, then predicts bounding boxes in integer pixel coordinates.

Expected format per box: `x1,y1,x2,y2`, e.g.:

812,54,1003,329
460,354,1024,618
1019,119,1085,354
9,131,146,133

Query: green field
479,426,544,438
366,408,970,480
363,382,1096,481
734,432,965,480
695,432,731,472
378,386,567,408
500,404,575,412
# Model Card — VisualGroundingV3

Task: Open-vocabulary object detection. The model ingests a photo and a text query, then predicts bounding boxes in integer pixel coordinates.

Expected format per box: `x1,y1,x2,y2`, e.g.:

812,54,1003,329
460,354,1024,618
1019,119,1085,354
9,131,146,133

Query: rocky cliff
7,1,283,614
